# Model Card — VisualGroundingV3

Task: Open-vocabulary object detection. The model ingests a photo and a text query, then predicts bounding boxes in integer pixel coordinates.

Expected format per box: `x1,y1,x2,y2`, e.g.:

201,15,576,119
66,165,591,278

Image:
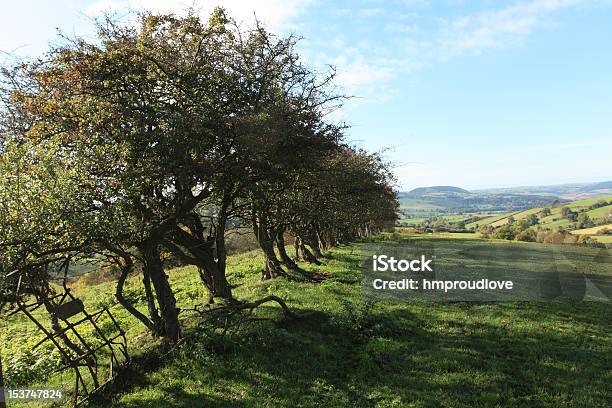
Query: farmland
464,196,612,234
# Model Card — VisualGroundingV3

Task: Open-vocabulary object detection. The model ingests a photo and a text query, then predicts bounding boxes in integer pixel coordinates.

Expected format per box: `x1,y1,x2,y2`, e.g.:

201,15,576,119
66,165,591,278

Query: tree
519,214,539,229
0,8,399,344
516,228,536,242
576,213,594,229
542,207,552,216
493,224,516,240
1,10,248,340
561,207,576,221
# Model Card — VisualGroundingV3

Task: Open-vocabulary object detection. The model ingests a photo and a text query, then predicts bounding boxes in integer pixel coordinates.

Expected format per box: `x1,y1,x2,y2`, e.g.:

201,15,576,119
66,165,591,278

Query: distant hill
581,181,612,191
474,181,612,199
399,181,612,220
405,186,469,197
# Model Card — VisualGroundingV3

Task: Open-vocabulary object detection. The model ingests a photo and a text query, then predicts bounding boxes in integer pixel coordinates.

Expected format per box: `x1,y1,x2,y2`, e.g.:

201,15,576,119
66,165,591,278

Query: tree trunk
114,255,155,331
299,238,321,265
197,268,215,304
261,238,286,279
294,237,301,260
199,246,233,303
169,228,234,304
276,232,301,272
142,267,163,336
253,217,286,279
140,242,181,342
308,240,324,259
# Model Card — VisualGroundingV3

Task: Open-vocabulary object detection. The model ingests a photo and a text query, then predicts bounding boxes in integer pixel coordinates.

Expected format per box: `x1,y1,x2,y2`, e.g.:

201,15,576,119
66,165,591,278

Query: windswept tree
1,10,249,340
0,8,398,345
163,17,344,286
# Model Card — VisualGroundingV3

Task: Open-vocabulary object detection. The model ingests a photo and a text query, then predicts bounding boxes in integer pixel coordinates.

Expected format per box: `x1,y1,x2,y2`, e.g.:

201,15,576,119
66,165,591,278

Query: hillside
404,186,469,196
2,234,611,407
396,182,612,221
400,190,558,221
475,181,612,200
571,224,612,235
466,196,612,233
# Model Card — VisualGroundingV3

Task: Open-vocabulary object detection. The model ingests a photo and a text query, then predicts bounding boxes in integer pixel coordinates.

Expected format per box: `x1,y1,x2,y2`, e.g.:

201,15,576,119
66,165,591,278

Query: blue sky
1,0,611,191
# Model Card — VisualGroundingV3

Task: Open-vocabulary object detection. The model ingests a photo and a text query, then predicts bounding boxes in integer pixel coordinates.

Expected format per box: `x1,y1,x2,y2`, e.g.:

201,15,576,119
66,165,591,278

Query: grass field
465,197,612,230
593,235,612,244
571,224,612,235
465,212,519,229
400,214,478,226
1,233,611,407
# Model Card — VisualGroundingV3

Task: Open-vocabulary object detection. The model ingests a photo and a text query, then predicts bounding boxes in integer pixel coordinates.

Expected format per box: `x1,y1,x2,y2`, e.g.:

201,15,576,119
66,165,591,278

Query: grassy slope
465,212,519,229
400,214,476,226
466,197,612,230
571,224,612,235
2,235,611,407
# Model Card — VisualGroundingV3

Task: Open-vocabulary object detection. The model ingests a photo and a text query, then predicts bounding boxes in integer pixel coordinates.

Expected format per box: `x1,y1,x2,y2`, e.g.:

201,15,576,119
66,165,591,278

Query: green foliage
1,8,398,344
562,206,577,221
516,228,537,242
576,213,594,229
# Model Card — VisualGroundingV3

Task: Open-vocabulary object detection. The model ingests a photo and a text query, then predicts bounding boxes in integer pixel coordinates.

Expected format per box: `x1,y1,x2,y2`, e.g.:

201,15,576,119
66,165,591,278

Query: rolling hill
400,185,561,219
474,181,612,200
404,186,469,196
400,181,612,223
465,196,612,232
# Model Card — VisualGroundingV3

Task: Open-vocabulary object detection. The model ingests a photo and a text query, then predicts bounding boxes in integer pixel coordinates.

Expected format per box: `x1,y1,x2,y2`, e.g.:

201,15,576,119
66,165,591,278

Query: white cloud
339,0,597,96
384,22,418,33
84,0,601,102
438,0,593,58
86,0,315,32
359,8,385,17
337,60,395,88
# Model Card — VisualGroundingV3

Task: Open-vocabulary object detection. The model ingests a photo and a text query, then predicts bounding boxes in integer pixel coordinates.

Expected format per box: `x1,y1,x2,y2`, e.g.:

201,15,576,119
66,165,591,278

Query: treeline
0,9,398,342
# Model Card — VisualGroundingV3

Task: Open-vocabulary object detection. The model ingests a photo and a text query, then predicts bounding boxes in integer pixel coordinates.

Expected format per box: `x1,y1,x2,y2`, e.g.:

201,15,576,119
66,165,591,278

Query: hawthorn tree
0,8,399,346
1,10,249,341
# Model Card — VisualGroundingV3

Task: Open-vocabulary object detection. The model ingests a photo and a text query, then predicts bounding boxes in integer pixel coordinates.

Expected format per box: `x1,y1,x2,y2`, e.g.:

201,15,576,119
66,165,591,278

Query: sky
1,0,611,191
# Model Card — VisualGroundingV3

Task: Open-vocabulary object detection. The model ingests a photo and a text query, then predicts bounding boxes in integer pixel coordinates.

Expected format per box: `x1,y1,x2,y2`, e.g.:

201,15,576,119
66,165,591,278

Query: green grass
465,213,518,229
400,214,477,226
593,235,612,244
399,198,443,211
571,224,612,235
586,204,612,219
465,197,612,231
2,235,611,407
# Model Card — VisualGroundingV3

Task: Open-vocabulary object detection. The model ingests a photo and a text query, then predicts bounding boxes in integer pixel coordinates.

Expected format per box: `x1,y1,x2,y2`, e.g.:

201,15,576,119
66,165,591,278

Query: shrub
542,231,563,244
516,229,536,242
492,225,516,240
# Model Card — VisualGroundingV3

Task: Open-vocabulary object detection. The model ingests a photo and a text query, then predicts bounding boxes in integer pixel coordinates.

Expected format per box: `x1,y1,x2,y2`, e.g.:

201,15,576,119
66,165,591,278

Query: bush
492,225,516,240
576,235,606,248
478,225,495,238
516,229,536,242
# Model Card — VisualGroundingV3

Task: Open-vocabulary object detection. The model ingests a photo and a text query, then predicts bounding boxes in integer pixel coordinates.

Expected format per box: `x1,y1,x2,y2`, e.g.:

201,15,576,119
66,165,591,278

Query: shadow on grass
84,241,611,408
86,298,610,408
